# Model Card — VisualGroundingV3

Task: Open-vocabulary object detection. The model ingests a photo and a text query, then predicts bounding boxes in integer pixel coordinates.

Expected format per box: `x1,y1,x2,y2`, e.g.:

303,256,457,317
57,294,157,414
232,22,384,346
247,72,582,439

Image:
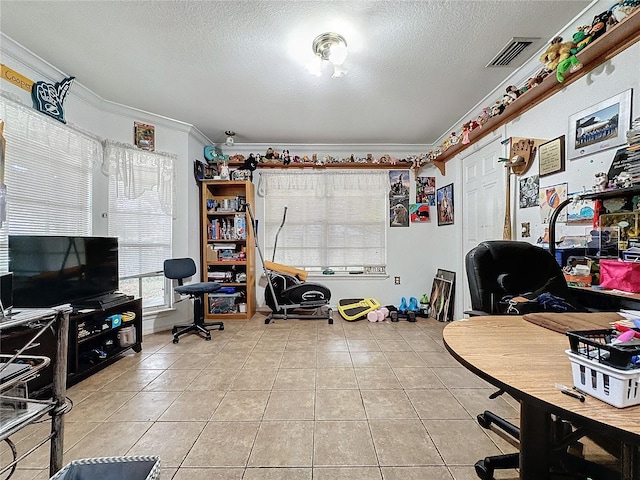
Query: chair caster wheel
477,413,491,429
220,325,224,331
205,335,211,341
474,459,494,480
173,337,179,344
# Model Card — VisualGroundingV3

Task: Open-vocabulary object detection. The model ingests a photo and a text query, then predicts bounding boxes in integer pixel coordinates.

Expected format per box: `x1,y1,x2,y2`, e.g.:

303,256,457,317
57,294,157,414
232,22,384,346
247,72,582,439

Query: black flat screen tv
9,235,119,308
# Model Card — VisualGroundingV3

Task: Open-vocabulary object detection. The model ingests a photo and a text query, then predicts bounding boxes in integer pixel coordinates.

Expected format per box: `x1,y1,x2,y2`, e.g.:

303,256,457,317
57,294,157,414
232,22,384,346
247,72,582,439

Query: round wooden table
443,315,640,479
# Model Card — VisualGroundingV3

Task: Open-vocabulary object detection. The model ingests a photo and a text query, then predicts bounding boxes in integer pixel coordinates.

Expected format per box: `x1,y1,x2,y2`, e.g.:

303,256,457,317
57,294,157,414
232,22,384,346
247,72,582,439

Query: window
260,170,388,272
0,93,100,269
103,141,176,308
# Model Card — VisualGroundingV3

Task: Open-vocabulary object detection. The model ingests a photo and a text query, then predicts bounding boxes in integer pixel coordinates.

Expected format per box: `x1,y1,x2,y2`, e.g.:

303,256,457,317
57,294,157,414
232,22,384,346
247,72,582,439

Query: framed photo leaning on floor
429,275,453,322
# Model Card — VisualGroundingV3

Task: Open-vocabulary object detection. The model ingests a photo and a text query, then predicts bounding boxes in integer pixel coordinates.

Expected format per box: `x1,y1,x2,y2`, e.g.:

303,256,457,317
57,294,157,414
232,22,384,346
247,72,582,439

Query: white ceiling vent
486,37,540,67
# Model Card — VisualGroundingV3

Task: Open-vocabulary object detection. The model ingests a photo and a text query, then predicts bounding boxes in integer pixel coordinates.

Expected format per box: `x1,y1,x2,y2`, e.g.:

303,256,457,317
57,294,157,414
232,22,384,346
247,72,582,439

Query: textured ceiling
0,1,593,146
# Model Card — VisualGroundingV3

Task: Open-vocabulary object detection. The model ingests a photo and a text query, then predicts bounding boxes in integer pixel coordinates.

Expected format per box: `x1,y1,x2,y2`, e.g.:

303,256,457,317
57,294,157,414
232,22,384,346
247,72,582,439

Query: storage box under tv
566,329,640,408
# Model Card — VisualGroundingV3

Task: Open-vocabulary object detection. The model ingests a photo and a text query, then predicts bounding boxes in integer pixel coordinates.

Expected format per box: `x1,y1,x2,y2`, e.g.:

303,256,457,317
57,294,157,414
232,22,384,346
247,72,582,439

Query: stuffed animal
281,149,291,165
523,71,547,93
539,36,575,71
506,85,520,101
264,147,275,159
590,10,613,42
570,26,592,54
611,0,640,22
477,107,491,126
461,120,480,144
556,55,583,82
490,98,507,117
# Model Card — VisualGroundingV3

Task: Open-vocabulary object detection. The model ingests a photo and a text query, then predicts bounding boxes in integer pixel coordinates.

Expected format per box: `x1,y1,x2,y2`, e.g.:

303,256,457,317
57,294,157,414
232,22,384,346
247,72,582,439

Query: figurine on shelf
282,149,291,165
265,147,275,160
503,85,520,105
593,171,609,192
477,107,491,126
219,159,230,181
614,170,633,189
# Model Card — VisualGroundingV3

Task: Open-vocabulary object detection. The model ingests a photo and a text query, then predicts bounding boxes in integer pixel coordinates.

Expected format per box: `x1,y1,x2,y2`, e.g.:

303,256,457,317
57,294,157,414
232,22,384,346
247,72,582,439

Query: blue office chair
164,258,224,344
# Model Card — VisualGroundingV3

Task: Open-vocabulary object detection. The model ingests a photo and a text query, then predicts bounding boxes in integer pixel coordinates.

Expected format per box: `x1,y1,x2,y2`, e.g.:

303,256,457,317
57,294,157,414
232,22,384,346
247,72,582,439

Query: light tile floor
7,314,530,479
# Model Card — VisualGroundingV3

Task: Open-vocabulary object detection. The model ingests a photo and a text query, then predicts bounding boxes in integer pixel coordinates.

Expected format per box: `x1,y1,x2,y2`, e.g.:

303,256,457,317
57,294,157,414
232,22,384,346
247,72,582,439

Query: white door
461,136,506,312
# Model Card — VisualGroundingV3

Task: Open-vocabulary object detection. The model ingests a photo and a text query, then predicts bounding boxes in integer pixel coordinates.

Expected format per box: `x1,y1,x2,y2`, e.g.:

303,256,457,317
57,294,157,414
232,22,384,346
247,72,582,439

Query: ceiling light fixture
310,32,348,78
225,130,235,146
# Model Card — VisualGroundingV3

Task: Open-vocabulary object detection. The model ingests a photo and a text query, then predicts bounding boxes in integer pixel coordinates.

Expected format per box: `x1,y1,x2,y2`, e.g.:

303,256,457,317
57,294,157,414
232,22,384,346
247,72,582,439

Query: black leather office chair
465,241,617,480
164,258,224,344
466,240,574,317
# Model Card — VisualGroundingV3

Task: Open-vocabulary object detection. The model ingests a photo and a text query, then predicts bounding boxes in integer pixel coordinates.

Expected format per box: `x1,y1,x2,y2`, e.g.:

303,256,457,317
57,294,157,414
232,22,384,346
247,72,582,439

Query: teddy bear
539,36,575,72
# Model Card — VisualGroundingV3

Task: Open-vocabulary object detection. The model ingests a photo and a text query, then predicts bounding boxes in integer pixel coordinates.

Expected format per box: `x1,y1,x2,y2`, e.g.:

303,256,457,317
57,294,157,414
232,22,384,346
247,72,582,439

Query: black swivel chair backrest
164,258,197,285
465,240,571,315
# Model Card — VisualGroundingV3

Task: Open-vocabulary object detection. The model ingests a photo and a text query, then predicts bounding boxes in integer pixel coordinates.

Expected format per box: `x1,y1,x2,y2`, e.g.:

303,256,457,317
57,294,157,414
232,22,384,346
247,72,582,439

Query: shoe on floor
398,297,407,314
408,296,419,312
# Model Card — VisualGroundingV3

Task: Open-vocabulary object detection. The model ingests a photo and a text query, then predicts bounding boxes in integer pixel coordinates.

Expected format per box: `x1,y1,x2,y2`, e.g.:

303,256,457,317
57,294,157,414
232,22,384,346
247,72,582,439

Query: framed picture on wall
436,183,454,226
134,121,155,151
567,89,632,160
538,136,565,177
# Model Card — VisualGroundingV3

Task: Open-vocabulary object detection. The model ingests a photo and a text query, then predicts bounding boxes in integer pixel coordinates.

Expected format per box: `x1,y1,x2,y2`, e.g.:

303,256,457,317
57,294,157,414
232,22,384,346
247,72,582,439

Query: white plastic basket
566,350,640,408
50,456,160,480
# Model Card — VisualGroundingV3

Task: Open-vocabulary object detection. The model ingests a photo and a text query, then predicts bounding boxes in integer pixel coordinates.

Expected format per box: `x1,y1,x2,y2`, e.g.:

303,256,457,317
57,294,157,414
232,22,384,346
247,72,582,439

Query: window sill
306,272,389,280
260,273,388,281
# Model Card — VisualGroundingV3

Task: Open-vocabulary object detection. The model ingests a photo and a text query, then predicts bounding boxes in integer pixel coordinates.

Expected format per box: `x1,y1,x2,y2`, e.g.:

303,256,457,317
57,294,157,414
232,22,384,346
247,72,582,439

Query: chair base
475,453,519,480
172,321,224,343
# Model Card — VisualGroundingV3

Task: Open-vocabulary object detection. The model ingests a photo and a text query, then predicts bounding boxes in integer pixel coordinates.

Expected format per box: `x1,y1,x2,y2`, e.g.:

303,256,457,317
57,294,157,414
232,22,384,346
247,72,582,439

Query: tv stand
71,292,134,310
67,297,142,386
1,298,143,396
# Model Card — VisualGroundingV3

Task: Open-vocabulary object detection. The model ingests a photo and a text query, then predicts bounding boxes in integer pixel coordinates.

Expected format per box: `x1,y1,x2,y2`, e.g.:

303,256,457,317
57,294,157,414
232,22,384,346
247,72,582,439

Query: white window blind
103,141,175,307
260,170,388,271
0,93,99,269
